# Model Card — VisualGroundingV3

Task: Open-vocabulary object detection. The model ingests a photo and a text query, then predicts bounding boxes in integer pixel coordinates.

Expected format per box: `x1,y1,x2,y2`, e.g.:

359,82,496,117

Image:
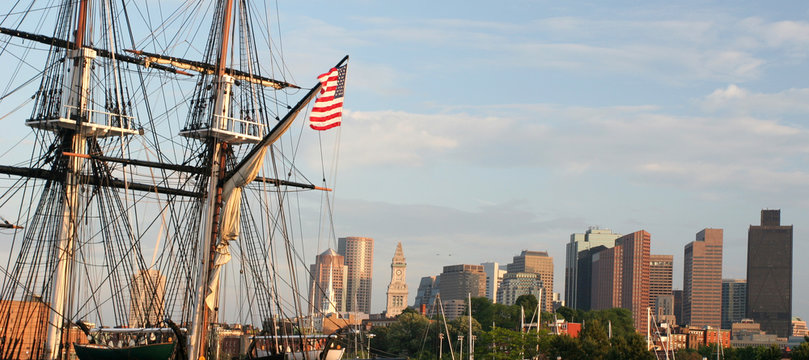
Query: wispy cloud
324,86,809,200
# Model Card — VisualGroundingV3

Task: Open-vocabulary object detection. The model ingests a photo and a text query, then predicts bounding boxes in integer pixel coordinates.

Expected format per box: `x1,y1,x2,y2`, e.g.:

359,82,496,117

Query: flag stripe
310,65,347,131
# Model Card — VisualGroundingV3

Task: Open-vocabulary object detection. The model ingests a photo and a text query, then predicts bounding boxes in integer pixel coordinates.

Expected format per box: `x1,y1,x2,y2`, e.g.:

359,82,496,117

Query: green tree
489,303,521,330
792,336,809,360
477,327,537,360
385,312,432,356
606,332,654,360
583,308,635,339
673,348,703,360
449,315,482,340
515,294,539,322
730,346,758,360
754,344,781,360
544,334,583,360
578,319,610,360
556,306,583,323
369,326,389,357
470,297,495,330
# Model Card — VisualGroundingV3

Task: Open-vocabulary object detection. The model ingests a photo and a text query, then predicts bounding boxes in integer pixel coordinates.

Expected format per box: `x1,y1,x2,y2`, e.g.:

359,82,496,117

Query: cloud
702,84,809,116
316,85,809,201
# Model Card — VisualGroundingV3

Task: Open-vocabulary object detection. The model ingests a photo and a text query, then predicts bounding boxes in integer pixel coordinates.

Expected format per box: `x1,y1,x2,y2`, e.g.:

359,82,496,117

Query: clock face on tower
396,270,402,276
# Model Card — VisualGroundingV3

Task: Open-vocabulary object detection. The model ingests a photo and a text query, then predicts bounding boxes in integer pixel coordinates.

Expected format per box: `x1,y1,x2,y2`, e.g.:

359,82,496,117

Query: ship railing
212,114,265,138
62,105,137,131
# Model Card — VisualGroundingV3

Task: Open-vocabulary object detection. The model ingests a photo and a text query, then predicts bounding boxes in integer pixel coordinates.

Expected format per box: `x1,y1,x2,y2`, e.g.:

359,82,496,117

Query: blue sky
277,1,809,317
0,0,806,324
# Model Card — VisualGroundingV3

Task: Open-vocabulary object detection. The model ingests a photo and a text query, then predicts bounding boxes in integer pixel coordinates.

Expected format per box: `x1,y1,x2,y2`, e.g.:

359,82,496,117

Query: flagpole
224,55,349,183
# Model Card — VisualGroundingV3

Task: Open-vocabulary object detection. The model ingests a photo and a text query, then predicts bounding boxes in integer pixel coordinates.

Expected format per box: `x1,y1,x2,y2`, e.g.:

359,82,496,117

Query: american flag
309,65,347,131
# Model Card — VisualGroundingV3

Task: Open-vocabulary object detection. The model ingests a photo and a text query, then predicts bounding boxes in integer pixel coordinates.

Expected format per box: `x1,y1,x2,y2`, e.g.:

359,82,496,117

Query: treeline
359,296,809,360
365,295,652,360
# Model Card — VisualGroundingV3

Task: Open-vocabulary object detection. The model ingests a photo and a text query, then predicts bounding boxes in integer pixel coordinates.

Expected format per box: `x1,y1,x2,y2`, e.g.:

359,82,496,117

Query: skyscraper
414,276,439,312
497,272,545,306
385,242,408,317
338,236,374,314
722,279,747,330
565,227,621,309
507,250,554,312
437,264,486,301
309,249,348,314
481,262,506,303
616,230,650,335
683,228,723,328
672,290,683,326
649,255,673,316
590,245,622,310
575,245,608,310
128,269,166,328
747,209,792,337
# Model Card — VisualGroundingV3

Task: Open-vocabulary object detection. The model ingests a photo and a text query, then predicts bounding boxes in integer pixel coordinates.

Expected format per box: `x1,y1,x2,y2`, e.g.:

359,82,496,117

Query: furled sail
204,81,323,310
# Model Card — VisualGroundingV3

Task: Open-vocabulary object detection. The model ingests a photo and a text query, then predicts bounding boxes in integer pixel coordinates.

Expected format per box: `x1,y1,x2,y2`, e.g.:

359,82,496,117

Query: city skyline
0,0,806,326
270,1,809,321
335,208,801,326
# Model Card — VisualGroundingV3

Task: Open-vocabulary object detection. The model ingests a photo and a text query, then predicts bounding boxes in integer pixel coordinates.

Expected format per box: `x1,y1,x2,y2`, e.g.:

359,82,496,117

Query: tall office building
338,236,374,314
672,290,683,326
507,250,554,312
565,227,621,309
481,262,507,303
649,255,673,316
128,269,166,328
497,272,545,306
722,279,747,330
438,264,486,301
655,295,676,324
683,228,723,328
747,209,792,337
385,242,409,317
575,245,608,310
414,276,439,312
590,245,622,310
616,230,651,335
309,249,348,314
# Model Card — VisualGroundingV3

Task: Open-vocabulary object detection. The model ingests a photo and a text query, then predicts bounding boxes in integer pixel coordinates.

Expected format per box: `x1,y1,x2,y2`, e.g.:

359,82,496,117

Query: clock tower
386,242,408,317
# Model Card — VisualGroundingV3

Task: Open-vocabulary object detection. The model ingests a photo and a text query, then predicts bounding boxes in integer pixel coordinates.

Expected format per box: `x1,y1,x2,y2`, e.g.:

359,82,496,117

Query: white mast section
45,1,93,358
468,292,473,360
188,1,236,358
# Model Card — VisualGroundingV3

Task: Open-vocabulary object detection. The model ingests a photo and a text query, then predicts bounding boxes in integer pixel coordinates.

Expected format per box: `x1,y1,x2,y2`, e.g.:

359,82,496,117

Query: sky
275,1,809,317
0,0,807,324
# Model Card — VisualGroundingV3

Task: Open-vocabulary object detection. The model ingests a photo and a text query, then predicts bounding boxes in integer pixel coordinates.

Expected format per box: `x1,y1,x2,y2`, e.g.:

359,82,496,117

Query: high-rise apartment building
385,242,409,317
722,279,747,330
497,272,545,306
438,264,486,301
338,236,374,314
747,209,792,337
507,250,554,312
590,245,622,310
128,269,166,328
565,227,621,309
650,255,673,316
683,228,723,328
309,249,348,314
481,262,507,303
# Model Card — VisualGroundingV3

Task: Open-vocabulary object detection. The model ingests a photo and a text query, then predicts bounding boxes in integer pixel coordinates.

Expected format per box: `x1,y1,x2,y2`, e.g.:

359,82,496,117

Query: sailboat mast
187,0,236,359
45,0,92,358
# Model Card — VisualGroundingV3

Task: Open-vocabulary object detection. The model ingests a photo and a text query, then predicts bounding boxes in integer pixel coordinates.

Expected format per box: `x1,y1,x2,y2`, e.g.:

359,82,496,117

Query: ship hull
73,342,175,360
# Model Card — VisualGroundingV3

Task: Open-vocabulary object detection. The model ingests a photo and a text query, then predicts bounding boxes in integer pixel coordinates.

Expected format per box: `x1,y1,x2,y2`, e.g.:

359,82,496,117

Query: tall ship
0,1,347,359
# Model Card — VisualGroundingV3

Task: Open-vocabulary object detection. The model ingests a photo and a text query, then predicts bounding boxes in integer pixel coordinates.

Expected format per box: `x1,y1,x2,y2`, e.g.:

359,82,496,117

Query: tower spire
386,242,409,317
